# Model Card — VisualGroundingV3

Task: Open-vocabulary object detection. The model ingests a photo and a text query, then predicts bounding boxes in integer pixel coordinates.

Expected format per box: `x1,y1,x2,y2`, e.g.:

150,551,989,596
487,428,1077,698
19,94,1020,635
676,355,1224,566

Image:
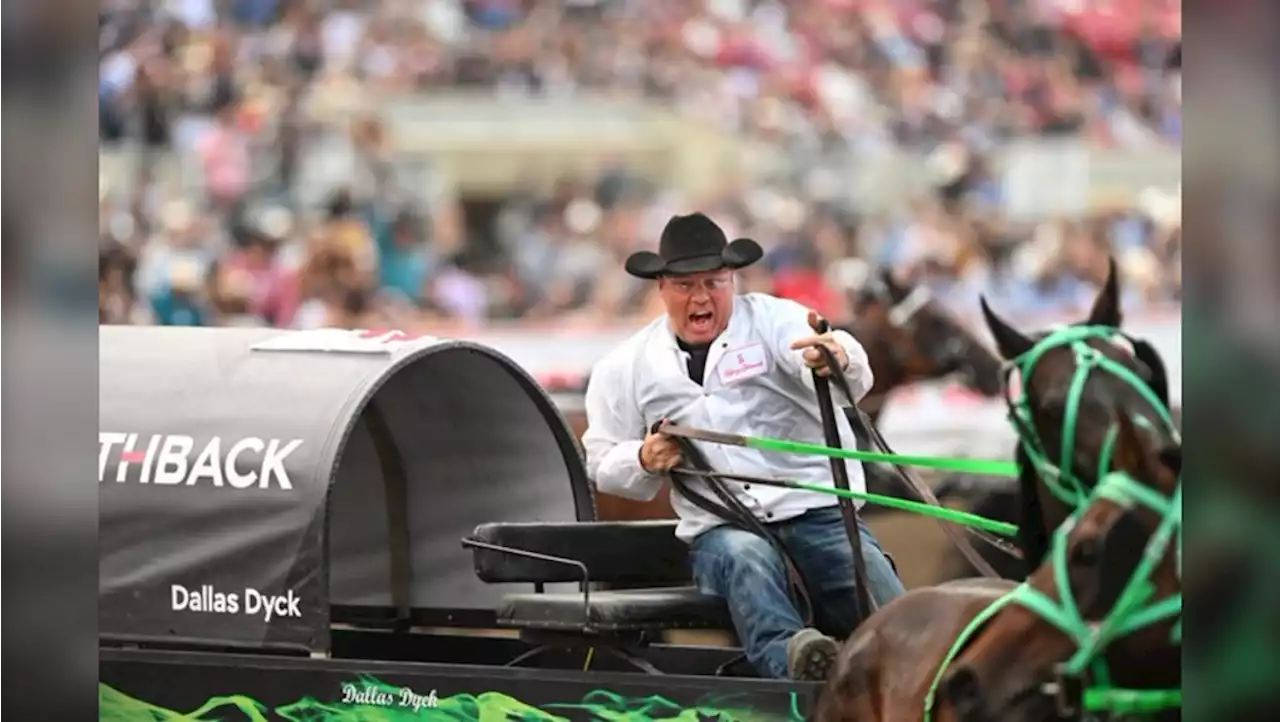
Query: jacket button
743,484,751,491
765,512,774,520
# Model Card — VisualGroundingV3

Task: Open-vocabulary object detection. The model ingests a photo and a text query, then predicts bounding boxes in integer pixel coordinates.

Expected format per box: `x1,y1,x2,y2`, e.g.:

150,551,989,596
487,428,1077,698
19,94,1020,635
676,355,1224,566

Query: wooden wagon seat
466,520,734,634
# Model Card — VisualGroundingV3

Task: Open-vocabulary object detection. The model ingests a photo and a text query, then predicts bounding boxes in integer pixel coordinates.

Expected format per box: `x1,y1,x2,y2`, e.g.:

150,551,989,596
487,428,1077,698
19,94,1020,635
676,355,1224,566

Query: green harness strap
924,473,1182,721
1004,325,1176,507
923,325,1182,721
923,586,1021,719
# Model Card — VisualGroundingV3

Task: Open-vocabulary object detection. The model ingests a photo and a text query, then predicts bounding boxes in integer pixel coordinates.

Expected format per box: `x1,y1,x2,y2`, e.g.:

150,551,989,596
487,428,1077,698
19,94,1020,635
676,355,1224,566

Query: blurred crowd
98,0,1181,331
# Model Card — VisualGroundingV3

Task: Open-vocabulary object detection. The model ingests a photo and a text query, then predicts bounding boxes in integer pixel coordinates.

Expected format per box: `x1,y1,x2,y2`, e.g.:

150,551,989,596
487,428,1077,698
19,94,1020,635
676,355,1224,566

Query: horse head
937,410,1182,722
849,268,1004,412
978,257,1176,569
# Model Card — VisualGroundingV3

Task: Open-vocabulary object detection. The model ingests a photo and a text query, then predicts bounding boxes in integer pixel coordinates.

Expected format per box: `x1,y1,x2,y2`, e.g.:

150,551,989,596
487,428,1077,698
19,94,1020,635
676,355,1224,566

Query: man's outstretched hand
790,309,848,376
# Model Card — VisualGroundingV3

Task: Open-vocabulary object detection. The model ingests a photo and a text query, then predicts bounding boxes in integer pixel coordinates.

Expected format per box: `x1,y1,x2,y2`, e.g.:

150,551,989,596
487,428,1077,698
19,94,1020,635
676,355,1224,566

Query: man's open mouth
689,311,714,332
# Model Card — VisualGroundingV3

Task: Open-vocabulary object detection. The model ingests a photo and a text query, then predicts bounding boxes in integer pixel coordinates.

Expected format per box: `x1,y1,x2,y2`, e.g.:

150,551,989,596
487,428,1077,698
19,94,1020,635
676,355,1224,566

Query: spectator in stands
134,200,216,314
771,243,842,323
207,260,268,327
196,96,252,218
100,240,151,325
291,232,369,329
427,250,491,326
150,258,210,326
370,205,434,306
222,209,293,325
99,0,1182,332
322,188,378,273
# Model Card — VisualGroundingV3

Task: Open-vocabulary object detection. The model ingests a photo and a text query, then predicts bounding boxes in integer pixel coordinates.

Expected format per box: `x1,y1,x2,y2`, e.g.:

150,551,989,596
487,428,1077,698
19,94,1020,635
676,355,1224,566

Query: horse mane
1014,444,1052,574
1130,337,1170,408
1012,331,1059,571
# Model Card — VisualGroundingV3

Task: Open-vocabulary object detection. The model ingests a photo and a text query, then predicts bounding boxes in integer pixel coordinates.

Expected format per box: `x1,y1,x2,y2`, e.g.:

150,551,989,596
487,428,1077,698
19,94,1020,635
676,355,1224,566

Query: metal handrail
460,537,594,630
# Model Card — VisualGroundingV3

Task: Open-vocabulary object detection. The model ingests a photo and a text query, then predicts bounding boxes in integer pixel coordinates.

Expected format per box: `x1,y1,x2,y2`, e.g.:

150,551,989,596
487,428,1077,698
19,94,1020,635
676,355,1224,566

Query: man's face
658,269,735,344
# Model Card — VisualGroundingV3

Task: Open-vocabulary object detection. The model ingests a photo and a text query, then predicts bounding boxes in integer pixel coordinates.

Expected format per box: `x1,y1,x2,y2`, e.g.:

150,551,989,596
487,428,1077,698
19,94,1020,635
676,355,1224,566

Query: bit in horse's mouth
1000,680,1062,722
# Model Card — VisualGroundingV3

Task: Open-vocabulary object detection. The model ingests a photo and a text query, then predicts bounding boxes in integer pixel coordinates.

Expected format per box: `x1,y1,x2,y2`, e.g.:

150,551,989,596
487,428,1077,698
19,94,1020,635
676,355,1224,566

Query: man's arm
770,298,875,402
581,352,664,501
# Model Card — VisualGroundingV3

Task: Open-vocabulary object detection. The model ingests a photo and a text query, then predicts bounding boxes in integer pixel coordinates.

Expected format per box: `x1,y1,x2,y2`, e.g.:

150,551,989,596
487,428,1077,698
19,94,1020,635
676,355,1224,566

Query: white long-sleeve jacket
582,293,875,542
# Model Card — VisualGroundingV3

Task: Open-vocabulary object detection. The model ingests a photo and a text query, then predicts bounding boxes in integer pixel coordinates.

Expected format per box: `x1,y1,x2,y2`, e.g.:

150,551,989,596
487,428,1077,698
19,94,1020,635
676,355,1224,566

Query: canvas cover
99,326,590,652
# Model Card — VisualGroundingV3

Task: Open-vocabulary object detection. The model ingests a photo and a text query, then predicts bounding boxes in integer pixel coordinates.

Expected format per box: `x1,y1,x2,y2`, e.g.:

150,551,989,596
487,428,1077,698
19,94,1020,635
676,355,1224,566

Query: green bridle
925,471,1182,720
1028,473,1182,680
922,325,1182,720
1002,325,1177,506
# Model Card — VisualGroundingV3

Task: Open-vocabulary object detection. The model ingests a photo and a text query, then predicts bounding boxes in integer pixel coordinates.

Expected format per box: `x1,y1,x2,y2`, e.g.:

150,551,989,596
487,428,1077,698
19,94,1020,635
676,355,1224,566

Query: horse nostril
942,666,985,718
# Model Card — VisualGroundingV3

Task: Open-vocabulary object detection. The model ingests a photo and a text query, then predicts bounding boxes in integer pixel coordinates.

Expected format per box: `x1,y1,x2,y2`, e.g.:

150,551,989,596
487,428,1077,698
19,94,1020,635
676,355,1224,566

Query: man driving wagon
583,212,905,681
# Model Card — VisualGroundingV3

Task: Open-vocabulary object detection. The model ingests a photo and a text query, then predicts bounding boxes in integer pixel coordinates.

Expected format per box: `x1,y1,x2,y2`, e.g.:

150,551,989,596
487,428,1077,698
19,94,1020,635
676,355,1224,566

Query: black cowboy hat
624,212,763,280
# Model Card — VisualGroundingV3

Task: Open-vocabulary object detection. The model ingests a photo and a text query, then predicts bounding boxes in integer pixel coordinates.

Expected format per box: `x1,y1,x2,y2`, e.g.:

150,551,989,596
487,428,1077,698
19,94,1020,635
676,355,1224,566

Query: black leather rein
811,319,876,622
663,320,878,629
667,428,818,627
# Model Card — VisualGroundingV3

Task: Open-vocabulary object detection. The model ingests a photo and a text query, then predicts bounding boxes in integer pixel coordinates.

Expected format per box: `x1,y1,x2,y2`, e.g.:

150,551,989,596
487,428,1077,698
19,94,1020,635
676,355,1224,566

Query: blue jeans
690,506,906,679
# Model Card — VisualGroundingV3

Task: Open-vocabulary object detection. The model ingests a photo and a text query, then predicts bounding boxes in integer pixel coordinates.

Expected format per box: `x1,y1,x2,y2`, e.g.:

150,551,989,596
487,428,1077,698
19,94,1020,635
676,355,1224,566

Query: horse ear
1085,256,1123,328
1157,443,1182,477
1112,409,1146,475
980,296,1033,360
879,266,908,303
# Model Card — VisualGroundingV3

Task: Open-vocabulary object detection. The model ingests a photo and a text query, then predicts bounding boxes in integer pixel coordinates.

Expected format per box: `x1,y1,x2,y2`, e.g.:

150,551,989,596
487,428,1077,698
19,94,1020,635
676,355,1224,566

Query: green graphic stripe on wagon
100,682,271,721
99,676,806,722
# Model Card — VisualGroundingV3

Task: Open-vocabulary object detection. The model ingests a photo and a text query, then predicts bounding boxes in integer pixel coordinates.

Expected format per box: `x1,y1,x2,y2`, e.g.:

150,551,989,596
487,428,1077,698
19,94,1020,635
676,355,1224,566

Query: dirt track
866,509,956,589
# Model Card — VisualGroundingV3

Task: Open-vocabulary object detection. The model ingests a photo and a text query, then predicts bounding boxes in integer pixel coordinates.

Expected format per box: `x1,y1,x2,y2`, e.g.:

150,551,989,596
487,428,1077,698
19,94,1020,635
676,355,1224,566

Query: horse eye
1070,537,1102,567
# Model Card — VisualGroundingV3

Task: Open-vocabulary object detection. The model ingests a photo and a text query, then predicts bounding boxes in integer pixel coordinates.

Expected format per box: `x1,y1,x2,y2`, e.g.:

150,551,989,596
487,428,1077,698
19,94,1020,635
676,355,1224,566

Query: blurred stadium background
98,0,1180,499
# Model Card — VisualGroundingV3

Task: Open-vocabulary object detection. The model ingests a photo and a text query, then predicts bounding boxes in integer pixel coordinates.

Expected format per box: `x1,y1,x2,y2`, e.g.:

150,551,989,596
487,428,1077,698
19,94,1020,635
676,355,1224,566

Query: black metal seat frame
462,520,746,676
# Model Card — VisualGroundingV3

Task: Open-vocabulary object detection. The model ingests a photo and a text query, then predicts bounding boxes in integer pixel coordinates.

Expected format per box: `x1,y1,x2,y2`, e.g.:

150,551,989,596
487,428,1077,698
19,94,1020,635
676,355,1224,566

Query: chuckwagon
98,326,824,721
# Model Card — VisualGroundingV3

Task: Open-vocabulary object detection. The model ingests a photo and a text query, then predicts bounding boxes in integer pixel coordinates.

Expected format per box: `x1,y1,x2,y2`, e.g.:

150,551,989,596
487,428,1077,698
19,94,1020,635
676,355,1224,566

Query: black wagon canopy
99,326,593,653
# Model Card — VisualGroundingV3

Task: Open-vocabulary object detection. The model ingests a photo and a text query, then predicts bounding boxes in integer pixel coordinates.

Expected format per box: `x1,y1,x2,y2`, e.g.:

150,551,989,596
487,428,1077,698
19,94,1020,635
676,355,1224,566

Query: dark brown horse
941,259,1176,582
848,268,1005,422
814,263,1176,720
980,259,1176,575
936,412,1181,722
591,272,1005,523
815,406,1178,722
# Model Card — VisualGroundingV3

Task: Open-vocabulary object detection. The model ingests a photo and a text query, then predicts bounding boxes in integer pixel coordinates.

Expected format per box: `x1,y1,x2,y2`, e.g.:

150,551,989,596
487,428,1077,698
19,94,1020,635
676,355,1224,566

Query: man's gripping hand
639,424,683,473
789,309,849,377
